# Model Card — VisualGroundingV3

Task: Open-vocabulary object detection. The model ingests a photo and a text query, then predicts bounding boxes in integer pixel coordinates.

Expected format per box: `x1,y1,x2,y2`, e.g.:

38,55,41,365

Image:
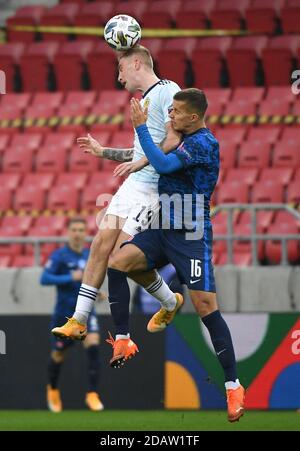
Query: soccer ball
104,15,141,51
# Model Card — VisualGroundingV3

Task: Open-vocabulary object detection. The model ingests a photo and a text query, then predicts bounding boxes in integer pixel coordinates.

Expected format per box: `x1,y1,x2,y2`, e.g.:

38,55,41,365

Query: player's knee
108,254,131,272
191,293,217,317
51,350,65,363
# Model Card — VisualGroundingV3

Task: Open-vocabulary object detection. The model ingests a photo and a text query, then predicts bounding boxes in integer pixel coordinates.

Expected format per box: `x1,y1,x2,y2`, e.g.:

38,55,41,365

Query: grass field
0,410,299,431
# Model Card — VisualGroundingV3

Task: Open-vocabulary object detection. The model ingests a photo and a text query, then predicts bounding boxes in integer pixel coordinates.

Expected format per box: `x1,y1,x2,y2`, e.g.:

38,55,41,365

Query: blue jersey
158,127,219,230
40,245,90,317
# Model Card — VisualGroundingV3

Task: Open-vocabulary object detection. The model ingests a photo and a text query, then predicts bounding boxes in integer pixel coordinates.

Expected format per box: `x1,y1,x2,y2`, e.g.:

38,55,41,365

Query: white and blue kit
105,79,180,236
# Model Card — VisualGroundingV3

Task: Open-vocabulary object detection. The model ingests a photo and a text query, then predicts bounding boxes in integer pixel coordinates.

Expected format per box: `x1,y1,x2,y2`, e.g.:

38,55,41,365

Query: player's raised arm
130,98,183,174
77,133,134,162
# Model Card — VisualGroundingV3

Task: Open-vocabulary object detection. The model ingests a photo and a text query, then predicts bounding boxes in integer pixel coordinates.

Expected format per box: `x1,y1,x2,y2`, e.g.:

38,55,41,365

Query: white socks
145,272,177,311
225,379,241,390
116,334,130,340
73,283,98,325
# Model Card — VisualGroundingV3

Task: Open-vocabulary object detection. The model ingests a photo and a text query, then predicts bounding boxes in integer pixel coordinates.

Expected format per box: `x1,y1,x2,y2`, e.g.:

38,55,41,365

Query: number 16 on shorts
190,259,202,278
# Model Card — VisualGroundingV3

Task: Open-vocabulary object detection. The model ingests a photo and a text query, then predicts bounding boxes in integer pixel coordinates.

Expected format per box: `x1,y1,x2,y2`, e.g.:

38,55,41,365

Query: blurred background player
52,45,182,344
40,217,104,413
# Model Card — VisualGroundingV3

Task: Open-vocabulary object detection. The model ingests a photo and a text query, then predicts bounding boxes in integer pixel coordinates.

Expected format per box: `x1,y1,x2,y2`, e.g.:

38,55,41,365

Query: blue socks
201,310,238,383
86,345,101,393
107,267,130,336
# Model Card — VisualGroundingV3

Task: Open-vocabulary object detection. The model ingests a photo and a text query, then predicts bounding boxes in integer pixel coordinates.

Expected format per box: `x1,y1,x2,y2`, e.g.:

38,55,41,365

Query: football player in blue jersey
107,89,245,423
40,217,104,413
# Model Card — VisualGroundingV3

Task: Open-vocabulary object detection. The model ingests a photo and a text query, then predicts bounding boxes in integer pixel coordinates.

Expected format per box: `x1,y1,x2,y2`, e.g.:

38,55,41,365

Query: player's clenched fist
130,98,148,128
77,133,104,157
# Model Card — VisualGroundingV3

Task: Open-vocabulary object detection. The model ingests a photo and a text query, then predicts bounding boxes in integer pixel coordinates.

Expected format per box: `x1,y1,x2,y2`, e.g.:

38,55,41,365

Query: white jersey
129,79,180,184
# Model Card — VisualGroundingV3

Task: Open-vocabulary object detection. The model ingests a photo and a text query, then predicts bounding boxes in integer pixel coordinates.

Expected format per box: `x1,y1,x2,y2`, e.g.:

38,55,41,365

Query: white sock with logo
73,283,98,325
145,272,177,311
225,379,241,390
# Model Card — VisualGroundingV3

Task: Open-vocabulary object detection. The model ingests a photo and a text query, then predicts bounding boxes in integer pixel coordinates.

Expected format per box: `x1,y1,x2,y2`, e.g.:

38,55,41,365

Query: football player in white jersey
52,45,182,342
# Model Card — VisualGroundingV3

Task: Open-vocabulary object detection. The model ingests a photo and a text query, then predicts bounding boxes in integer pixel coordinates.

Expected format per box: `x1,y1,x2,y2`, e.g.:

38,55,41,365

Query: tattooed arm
77,133,134,162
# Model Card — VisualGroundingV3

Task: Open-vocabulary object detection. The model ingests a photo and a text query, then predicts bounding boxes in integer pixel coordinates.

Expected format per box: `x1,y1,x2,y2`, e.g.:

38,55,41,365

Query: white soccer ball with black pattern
104,15,141,51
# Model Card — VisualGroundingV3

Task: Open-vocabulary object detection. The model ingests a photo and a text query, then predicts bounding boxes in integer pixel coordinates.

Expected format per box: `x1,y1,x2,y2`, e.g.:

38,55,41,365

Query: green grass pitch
0,410,299,431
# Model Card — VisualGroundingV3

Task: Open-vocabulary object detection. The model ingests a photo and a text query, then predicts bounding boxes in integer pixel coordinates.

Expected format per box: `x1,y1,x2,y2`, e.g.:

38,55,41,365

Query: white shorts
105,177,159,237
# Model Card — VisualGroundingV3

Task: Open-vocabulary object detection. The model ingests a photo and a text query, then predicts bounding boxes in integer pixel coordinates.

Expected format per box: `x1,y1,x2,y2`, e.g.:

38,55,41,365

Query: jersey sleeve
159,82,181,124
173,136,214,168
44,250,61,274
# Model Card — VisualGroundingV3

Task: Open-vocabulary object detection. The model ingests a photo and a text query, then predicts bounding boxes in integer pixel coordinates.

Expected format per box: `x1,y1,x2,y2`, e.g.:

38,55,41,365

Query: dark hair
118,45,153,69
67,217,87,228
173,88,208,118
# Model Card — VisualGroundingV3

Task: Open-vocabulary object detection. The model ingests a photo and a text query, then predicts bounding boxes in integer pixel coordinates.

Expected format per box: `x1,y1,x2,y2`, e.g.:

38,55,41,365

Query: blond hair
118,45,153,70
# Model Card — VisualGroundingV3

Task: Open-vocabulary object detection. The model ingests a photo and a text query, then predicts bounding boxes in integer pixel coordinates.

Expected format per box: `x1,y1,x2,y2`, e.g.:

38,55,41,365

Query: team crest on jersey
177,142,192,161
143,97,150,109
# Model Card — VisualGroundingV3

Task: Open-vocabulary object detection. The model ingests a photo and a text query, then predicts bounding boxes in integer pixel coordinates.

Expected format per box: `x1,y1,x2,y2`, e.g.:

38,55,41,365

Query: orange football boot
85,392,104,411
106,332,138,368
147,293,184,333
51,317,87,341
47,385,62,413
227,385,245,422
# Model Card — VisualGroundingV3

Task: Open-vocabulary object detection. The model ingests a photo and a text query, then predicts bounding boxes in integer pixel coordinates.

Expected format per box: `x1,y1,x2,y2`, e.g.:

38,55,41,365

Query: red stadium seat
0,93,31,120
0,43,25,92
11,255,35,267
0,215,27,255
259,86,295,116
0,187,13,211
206,88,231,116
7,6,47,43
98,90,130,111
218,181,249,204
246,127,281,146
265,222,299,264
1,215,33,234
191,37,233,87
14,185,46,212
58,91,97,118
110,131,134,148
40,4,79,42
217,251,252,266
0,256,12,267
25,92,64,125
226,36,268,87
56,172,87,191
287,181,300,205
175,0,215,29
10,132,43,152
112,1,147,23
251,180,284,203
21,173,55,192
54,41,94,91
34,215,67,234
238,141,271,168
0,173,21,193
69,147,100,173
225,168,259,188
259,167,293,187
74,2,114,40
281,0,300,34
20,42,60,92
87,42,117,91
238,210,274,231
245,0,284,33
273,211,300,228
216,127,247,146
219,141,238,169
210,0,250,30
212,210,239,253
43,131,75,151
262,36,300,86
141,0,181,28
225,87,264,116
156,38,197,87
87,131,111,148
35,147,68,174
25,224,59,257
2,148,34,173
292,99,300,115
233,222,265,260
272,144,300,168
0,134,11,154
47,185,79,211
81,180,119,210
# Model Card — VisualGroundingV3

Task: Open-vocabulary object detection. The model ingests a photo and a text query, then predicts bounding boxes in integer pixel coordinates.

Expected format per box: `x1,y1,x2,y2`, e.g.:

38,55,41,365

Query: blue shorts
125,227,216,292
50,312,100,351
